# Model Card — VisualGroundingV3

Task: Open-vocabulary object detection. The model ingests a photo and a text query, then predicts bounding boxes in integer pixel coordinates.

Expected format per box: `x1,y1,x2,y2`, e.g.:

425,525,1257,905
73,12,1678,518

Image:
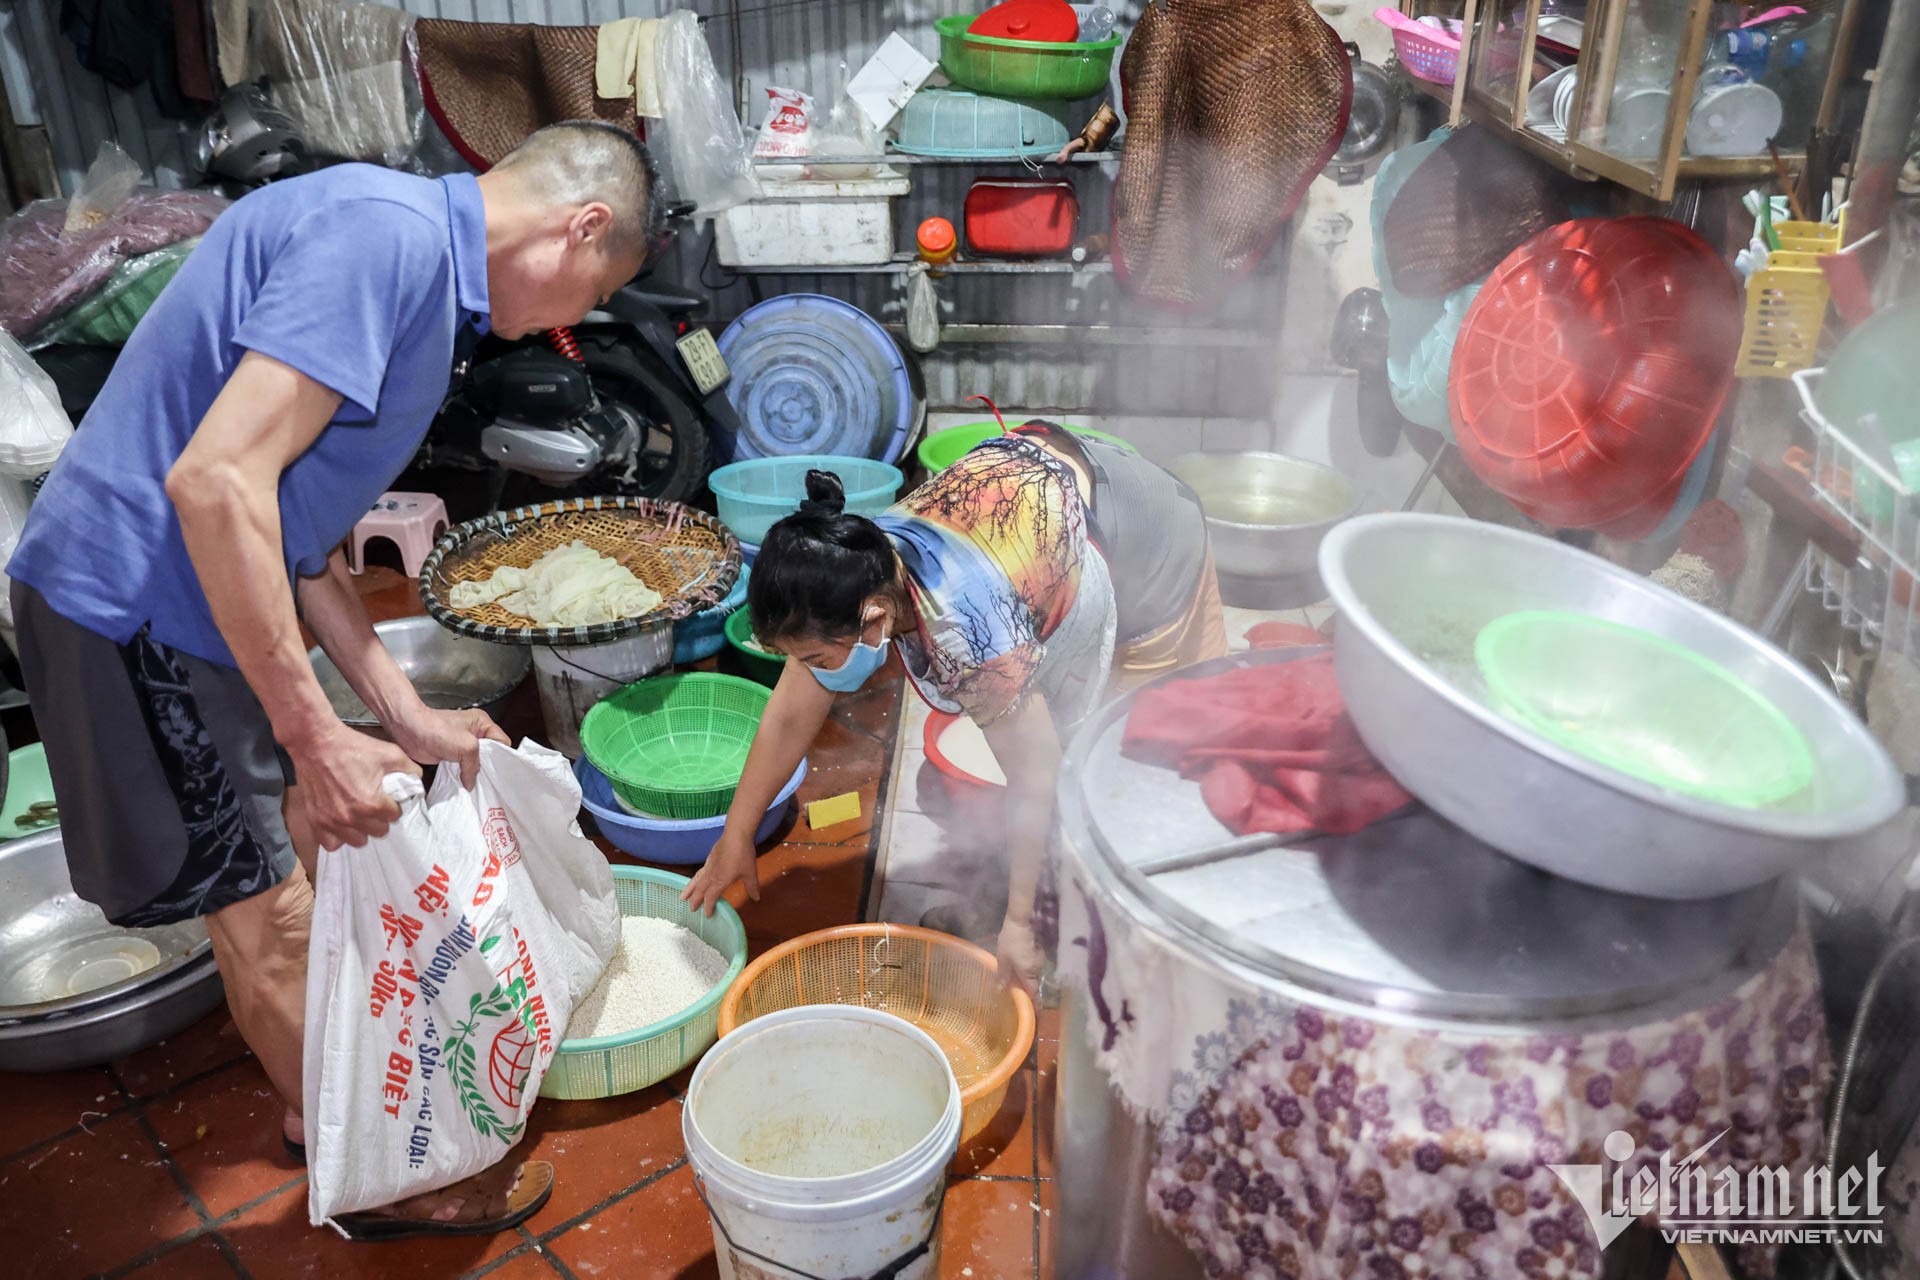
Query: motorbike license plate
675,329,730,397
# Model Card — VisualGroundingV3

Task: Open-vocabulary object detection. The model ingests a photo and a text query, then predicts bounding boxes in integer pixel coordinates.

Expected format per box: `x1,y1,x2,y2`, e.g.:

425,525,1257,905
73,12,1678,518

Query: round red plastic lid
918,217,957,254
968,0,1081,42
1448,217,1741,531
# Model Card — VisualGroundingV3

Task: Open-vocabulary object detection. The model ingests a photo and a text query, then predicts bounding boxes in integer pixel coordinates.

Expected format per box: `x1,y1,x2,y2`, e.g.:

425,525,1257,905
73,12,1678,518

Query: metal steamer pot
1049,647,1804,1279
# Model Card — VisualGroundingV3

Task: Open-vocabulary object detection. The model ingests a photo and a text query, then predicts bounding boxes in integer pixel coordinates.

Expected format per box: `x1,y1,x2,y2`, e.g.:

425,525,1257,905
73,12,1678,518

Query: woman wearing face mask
680,427,1224,987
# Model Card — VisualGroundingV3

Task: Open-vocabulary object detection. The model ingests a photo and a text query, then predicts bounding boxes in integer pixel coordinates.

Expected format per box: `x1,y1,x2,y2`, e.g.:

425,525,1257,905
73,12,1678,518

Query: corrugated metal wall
0,0,1289,415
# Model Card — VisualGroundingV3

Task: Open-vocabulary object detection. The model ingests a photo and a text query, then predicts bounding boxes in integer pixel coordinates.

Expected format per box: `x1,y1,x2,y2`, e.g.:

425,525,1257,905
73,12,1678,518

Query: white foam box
716,171,912,268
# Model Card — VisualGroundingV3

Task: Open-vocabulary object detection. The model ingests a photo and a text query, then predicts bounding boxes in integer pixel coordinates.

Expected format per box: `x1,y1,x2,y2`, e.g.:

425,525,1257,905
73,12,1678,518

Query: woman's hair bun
799,469,848,518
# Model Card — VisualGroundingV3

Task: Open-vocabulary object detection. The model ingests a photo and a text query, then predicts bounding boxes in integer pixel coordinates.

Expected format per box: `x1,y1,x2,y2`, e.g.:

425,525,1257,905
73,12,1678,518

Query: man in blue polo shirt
8,121,658,1239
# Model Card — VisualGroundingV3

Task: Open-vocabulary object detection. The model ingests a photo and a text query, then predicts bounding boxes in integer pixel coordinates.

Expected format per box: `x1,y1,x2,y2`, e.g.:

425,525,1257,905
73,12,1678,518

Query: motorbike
412,201,741,508
31,90,741,510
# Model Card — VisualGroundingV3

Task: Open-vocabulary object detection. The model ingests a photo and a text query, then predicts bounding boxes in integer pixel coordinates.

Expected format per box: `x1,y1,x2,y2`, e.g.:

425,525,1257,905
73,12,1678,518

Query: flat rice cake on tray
421,497,742,646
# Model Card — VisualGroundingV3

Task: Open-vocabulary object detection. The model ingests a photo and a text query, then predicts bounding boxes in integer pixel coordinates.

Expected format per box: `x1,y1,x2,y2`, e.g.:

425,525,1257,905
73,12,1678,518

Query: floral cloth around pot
1057,870,1828,1280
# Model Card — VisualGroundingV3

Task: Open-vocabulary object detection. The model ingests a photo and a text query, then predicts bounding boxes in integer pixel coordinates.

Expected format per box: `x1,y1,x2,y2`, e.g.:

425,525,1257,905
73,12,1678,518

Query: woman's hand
997,914,1044,996
683,827,761,917
389,705,509,787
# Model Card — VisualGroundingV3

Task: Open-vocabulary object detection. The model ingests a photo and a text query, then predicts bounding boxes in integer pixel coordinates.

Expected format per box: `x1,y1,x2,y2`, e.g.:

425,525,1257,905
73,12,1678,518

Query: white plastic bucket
683,1006,962,1280
531,623,673,757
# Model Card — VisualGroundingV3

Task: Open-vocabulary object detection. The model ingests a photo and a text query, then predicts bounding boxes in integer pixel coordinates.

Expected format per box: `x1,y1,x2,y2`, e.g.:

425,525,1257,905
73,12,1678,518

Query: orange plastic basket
716,924,1034,1145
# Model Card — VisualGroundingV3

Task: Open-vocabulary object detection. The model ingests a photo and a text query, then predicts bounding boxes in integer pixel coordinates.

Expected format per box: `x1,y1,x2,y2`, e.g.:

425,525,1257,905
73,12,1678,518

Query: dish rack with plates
1798,366,1920,661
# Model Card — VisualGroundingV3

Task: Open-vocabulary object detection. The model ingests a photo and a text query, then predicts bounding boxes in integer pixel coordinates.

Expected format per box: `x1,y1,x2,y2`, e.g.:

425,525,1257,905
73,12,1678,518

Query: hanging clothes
172,0,218,105
58,0,212,119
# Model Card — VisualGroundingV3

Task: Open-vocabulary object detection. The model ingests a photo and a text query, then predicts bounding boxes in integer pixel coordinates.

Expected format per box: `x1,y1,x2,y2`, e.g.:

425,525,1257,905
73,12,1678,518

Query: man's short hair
492,121,664,258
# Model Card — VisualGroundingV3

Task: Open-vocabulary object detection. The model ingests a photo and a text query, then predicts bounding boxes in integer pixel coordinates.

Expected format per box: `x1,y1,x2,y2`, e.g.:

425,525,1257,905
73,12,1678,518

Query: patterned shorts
12,583,296,928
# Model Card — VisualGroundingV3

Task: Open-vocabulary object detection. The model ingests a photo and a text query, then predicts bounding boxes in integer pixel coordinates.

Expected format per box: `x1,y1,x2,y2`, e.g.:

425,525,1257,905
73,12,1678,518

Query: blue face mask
809,619,891,693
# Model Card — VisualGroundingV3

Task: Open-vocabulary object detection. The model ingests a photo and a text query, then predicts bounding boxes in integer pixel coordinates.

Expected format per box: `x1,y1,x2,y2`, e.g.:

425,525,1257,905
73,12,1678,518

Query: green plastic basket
916,421,1134,474
1475,610,1815,809
540,867,749,1100
934,14,1122,100
578,673,772,819
723,608,787,687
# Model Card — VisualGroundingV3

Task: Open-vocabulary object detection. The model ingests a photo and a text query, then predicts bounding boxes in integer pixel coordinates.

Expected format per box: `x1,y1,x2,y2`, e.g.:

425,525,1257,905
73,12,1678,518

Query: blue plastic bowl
740,540,759,566
710,455,903,546
673,565,750,665
716,294,917,465
574,755,807,864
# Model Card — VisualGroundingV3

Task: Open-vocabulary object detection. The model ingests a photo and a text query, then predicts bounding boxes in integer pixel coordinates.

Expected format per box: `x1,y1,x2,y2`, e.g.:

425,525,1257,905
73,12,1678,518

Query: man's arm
296,550,422,731
166,350,420,849
297,549,507,785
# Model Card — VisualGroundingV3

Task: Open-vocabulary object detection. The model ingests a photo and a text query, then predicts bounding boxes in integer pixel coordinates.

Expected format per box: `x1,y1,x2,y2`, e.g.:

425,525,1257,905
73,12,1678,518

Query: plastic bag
650,9,758,215
30,239,200,350
0,474,36,657
0,326,75,476
0,189,228,339
247,0,420,167
303,741,619,1224
906,262,941,353
63,144,143,237
753,87,815,159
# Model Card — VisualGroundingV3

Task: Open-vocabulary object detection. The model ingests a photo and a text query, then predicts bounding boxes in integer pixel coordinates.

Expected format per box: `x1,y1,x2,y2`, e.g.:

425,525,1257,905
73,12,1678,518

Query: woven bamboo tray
419,497,741,646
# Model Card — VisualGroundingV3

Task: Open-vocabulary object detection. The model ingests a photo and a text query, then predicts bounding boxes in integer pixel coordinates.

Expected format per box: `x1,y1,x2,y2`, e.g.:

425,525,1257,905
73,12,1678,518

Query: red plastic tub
1448,217,1742,536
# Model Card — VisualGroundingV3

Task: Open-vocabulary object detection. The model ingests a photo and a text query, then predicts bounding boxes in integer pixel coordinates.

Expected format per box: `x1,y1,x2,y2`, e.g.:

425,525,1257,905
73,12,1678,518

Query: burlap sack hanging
1113,0,1352,311
414,19,638,171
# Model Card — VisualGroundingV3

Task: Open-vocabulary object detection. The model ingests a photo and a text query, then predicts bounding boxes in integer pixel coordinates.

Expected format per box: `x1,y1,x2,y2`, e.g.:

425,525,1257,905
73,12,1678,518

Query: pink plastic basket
1375,7,1463,85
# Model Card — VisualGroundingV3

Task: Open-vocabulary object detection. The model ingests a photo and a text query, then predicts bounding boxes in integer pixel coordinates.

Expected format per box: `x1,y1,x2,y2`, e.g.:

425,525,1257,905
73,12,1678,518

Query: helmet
195,85,308,186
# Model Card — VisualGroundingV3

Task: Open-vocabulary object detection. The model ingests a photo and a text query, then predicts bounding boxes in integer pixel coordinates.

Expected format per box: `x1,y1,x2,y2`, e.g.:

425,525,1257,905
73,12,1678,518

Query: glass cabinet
1396,0,1860,199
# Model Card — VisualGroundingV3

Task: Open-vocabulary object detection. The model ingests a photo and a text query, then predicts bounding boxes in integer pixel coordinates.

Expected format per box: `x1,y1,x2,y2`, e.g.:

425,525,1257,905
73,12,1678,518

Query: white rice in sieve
565,917,731,1041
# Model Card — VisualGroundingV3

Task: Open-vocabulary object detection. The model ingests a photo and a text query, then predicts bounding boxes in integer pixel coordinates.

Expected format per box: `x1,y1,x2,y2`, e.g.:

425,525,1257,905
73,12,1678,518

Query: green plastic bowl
1475,611,1815,809
540,867,749,1100
723,608,788,687
915,421,1134,474
579,673,772,819
934,14,1122,100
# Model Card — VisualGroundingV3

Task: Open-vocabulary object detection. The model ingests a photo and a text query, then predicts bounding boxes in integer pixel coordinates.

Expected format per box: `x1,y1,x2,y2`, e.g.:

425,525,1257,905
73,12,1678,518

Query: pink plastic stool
347,492,448,578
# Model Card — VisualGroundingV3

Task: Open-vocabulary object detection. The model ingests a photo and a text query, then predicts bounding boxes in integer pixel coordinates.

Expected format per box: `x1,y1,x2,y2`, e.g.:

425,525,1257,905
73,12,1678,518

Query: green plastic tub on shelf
539,867,749,1100
916,421,1135,474
934,14,1122,100
579,673,772,819
1475,611,1815,809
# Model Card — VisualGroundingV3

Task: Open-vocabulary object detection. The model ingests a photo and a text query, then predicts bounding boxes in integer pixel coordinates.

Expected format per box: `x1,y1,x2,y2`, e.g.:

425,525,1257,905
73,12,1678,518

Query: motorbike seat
617,284,704,317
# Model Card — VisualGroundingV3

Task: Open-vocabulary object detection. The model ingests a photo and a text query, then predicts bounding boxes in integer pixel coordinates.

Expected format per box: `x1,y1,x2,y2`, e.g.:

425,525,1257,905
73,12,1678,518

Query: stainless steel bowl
0,829,224,1071
1319,513,1905,900
1169,451,1357,581
310,616,531,731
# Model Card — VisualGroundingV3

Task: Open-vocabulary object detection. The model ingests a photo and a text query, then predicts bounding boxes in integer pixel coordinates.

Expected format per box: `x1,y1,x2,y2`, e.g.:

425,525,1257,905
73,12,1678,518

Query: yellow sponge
806,791,862,830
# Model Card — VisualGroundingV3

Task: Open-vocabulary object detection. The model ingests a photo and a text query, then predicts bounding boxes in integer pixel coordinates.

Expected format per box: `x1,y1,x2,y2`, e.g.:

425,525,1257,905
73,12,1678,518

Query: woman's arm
682,658,837,914
982,695,1062,990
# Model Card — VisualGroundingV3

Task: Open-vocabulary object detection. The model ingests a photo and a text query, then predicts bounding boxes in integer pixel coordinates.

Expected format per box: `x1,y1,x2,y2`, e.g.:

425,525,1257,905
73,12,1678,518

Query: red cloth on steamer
1122,654,1414,837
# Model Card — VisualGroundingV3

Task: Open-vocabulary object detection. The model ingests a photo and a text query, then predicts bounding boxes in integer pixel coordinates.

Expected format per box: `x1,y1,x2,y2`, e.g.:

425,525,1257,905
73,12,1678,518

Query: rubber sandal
282,1135,307,1165
332,1161,555,1243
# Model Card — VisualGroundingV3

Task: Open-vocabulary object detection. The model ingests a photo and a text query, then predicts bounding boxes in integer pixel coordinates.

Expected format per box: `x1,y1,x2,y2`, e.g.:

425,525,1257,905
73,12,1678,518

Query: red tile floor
0,566,1058,1280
